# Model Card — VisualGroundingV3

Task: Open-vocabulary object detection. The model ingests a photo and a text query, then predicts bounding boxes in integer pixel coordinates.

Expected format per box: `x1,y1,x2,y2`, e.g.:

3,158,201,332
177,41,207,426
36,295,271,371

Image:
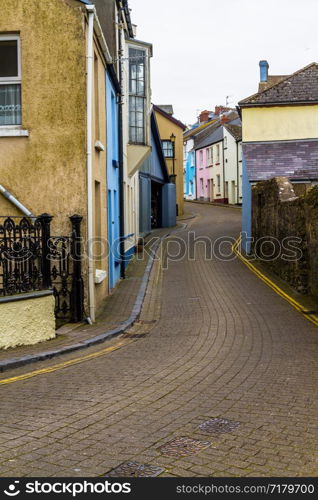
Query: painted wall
241,153,252,254
106,72,121,290
196,140,225,202
0,0,110,318
242,105,318,142
155,111,184,216
122,37,152,263
223,130,242,204
0,293,55,349
184,138,196,200
0,0,87,235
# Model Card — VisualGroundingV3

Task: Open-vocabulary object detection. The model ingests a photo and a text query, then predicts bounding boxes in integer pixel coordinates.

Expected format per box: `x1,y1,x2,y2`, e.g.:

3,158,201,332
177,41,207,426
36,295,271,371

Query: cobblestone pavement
0,203,318,477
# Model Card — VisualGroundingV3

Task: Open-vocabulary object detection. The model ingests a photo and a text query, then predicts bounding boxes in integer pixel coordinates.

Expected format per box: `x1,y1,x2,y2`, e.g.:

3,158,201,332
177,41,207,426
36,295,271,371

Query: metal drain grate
199,418,240,434
105,462,165,478
158,436,210,457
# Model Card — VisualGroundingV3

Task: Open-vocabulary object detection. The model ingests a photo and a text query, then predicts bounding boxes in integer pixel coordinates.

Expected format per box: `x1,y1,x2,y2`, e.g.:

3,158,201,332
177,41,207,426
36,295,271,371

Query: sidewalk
0,225,180,373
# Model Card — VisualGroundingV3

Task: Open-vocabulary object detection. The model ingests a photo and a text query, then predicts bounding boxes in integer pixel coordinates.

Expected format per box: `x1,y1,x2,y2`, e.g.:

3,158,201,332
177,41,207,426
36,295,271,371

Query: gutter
0,185,34,217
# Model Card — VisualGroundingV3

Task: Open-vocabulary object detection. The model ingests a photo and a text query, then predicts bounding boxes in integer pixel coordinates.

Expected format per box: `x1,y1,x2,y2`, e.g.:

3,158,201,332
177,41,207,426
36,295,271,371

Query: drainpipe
0,185,34,217
118,7,126,280
86,5,95,323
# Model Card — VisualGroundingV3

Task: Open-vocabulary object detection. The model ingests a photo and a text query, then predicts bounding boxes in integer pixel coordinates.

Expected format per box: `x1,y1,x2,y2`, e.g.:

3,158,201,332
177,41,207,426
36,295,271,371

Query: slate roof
183,119,218,140
194,121,223,150
224,123,242,141
193,112,240,150
239,62,318,106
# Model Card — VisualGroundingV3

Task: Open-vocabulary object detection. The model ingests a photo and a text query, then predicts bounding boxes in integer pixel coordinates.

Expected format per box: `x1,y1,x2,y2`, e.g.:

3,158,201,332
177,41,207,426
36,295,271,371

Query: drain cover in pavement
158,437,210,457
199,418,240,434
105,462,164,478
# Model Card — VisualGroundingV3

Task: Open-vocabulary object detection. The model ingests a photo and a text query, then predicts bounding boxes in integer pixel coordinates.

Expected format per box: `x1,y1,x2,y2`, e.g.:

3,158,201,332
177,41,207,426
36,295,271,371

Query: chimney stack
259,60,269,82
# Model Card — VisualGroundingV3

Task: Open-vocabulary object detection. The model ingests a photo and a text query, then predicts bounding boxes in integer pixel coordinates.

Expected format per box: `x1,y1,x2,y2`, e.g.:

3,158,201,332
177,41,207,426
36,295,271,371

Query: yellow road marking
232,236,318,327
0,338,134,386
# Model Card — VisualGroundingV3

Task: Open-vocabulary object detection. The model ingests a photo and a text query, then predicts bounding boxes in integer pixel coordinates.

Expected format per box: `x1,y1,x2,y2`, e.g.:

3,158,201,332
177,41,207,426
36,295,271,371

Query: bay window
0,35,21,126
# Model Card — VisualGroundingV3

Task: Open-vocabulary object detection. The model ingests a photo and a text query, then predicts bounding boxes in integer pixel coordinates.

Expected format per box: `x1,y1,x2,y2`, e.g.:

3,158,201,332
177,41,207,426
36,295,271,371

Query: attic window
0,35,21,126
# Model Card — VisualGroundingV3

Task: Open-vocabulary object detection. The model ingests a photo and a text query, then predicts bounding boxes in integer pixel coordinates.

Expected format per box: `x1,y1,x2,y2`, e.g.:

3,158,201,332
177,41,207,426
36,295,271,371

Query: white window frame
0,34,21,83
0,34,22,130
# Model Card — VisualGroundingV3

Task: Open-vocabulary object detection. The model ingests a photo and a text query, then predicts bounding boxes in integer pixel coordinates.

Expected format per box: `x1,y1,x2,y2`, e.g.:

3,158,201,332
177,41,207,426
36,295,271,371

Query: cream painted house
239,60,318,253
119,25,152,263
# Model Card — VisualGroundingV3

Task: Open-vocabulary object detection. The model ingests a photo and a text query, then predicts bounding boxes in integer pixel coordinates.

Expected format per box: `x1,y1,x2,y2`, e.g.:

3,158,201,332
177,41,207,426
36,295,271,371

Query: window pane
0,40,18,78
0,84,21,125
136,127,144,143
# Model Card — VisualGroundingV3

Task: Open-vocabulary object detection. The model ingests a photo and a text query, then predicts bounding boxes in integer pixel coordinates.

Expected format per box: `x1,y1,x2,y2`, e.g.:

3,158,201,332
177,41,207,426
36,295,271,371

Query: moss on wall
252,177,318,299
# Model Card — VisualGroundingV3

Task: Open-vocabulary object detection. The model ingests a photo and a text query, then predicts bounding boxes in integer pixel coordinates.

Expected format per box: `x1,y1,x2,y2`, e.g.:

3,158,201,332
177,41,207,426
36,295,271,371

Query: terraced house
0,0,153,348
239,60,318,252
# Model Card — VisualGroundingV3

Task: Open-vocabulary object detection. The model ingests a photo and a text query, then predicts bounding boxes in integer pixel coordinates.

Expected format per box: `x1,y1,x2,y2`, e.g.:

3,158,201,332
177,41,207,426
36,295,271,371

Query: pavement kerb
0,225,188,373
232,235,318,328
187,199,242,209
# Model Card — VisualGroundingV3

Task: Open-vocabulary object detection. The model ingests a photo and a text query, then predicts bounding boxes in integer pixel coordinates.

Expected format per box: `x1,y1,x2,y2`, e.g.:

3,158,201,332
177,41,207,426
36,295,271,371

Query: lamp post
169,133,176,184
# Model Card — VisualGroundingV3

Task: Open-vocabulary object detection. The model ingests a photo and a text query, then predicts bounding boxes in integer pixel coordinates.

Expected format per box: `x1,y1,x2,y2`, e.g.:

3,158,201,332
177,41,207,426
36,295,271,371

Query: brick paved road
0,203,318,477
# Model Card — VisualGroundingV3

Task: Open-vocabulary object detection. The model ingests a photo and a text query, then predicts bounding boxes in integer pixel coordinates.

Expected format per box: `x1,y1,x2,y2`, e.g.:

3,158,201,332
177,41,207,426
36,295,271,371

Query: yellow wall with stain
242,105,318,142
0,294,56,349
0,0,109,315
155,111,184,216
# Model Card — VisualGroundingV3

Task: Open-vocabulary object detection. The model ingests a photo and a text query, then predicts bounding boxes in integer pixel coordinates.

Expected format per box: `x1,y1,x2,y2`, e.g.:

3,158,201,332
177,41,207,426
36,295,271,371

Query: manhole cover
105,462,164,478
158,437,210,457
199,418,240,434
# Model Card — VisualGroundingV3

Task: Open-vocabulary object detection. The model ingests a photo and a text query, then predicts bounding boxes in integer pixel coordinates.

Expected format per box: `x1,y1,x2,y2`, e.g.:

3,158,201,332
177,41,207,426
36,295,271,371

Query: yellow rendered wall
242,105,318,142
0,294,56,349
155,112,184,216
0,0,87,235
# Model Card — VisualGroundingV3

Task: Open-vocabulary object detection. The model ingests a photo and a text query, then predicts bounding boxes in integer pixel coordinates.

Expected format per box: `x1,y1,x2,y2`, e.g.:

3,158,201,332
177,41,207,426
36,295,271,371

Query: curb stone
0,228,182,373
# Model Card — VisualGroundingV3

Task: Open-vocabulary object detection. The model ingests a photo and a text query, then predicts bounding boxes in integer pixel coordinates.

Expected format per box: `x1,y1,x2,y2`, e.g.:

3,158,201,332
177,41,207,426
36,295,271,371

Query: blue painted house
139,111,176,236
106,69,121,290
183,139,196,200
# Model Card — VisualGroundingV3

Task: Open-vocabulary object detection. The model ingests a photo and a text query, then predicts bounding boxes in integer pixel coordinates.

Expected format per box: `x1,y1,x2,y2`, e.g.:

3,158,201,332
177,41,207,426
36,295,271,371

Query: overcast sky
128,0,317,125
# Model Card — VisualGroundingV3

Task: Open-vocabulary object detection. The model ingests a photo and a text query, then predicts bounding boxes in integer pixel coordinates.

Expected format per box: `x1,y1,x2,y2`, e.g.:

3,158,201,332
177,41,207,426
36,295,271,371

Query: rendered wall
242,105,318,142
0,293,56,350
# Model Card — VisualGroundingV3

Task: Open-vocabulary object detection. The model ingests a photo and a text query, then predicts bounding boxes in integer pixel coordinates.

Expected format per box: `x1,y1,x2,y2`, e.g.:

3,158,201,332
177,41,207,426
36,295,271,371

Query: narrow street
1,203,318,477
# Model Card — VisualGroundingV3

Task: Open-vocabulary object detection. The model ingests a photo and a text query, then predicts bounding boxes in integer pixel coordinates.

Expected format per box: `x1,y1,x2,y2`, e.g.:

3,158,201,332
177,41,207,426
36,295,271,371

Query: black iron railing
0,213,84,323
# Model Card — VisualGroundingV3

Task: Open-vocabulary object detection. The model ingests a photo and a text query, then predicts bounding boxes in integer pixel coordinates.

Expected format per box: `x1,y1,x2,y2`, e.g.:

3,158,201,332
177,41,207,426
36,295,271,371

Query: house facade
0,0,118,347
139,110,176,236
183,138,196,200
194,113,242,204
239,61,318,253
154,105,186,216
121,29,153,266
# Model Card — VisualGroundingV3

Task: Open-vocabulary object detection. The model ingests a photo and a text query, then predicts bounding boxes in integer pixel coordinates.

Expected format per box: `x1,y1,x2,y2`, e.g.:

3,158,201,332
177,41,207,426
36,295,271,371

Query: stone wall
252,177,318,298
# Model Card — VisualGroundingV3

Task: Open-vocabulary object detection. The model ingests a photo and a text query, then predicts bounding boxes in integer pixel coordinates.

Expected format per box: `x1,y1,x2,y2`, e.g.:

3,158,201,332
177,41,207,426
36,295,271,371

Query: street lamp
169,133,176,183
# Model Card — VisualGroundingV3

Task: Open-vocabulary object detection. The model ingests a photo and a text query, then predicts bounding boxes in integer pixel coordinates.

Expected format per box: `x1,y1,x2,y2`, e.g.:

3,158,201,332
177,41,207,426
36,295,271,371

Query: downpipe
0,184,34,217
86,5,96,323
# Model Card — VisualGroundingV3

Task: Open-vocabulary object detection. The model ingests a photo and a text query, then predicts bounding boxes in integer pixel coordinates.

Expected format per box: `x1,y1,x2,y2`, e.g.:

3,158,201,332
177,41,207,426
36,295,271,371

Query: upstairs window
129,47,146,144
0,35,21,126
162,140,174,158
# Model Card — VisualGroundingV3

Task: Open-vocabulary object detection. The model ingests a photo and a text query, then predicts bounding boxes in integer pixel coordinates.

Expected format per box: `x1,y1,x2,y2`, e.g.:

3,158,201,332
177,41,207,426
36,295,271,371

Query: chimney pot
259,60,269,82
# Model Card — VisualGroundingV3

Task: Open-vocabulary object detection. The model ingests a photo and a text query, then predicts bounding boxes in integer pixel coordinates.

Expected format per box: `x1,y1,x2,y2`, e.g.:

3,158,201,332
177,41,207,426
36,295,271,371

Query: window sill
0,128,29,137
